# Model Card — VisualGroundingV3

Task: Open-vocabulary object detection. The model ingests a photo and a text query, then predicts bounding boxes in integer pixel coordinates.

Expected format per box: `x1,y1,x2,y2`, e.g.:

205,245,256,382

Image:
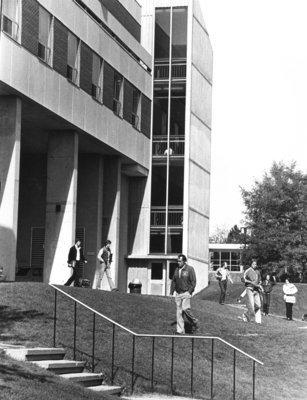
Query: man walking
95,240,118,291
64,239,87,286
242,259,262,324
170,254,199,334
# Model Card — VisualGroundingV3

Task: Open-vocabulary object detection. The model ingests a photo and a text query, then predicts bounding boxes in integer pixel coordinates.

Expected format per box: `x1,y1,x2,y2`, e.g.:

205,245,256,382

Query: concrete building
0,0,212,294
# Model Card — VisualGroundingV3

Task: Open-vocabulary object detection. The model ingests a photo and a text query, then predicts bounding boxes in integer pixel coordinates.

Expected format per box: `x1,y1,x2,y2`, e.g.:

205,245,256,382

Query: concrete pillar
43,131,78,284
77,155,104,283
0,96,22,281
101,157,121,289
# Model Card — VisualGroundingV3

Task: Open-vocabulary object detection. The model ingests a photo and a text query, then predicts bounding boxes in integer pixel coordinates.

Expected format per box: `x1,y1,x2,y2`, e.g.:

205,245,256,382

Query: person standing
283,278,298,321
64,240,87,286
170,254,199,334
261,274,276,316
242,260,262,324
95,240,118,291
215,262,233,305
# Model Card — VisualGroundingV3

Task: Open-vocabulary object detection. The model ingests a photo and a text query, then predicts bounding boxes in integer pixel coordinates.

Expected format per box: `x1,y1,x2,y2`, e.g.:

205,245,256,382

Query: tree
209,226,229,244
241,161,307,280
227,224,245,244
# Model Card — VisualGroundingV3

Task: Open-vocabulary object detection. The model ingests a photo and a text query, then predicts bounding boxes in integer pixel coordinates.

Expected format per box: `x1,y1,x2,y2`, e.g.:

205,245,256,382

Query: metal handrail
49,283,263,399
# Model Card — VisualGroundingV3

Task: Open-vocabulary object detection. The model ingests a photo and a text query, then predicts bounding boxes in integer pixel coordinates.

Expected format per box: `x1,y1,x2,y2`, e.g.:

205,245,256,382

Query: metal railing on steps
49,283,263,400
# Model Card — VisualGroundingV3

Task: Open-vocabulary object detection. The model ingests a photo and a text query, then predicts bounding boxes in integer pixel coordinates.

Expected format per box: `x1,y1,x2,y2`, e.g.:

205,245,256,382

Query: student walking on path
170,254,199,335
215,262,233,305
94,240,118,291
242,260,262,324
64,240,87,286
283,278,298,321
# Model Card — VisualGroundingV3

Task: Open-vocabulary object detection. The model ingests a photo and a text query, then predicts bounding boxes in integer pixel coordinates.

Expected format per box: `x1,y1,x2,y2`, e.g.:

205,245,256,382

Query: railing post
53,289,57,348
92,313,96,372
191,338,194,398
252,360,256,400
73,301,77,360
233,349,236,400
151,337,155,392
111,324,115,384
131,335,135,393
211,339,214,400
171,337,174,394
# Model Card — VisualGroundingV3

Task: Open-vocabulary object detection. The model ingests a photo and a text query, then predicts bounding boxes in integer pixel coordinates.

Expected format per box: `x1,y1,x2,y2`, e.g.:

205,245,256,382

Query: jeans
262,292,271,314
285,302,293,320
245,287,261,323
175,292,198,334
218,280,227,304
64,261,81,286
94,262,115,290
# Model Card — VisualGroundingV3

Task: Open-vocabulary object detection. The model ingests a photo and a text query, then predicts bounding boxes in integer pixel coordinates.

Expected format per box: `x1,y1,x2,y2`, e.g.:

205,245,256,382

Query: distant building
0,0,212,294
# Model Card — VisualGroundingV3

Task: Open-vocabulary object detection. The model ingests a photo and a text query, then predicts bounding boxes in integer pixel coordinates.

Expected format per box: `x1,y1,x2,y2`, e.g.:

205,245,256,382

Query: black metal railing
49,284,263,399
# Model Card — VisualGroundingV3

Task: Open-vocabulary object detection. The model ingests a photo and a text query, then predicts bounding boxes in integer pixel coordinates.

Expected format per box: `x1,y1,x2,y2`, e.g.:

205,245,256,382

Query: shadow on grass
0,305,50,343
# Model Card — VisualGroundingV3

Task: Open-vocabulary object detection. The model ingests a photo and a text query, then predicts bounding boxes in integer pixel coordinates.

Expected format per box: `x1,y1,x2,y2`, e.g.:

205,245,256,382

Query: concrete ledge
32,359,85,374
87,384,122,395
4,347,66,361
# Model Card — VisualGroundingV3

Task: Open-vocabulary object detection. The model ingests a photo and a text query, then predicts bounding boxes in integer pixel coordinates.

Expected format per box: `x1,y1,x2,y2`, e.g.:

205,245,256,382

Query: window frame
38,6,53,66
113,71,123,117
1,0,21,42
91,52,103,103
67,31,80,85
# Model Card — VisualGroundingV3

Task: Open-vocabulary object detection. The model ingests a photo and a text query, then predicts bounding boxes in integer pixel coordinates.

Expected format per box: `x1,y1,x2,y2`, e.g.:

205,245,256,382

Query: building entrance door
149,261,178,296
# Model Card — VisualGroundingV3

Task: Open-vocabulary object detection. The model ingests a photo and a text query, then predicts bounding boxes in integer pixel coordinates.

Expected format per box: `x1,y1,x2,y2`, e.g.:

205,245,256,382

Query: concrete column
101,157,121,289
77,155,104,283
43,131,78,284
0,96,22,281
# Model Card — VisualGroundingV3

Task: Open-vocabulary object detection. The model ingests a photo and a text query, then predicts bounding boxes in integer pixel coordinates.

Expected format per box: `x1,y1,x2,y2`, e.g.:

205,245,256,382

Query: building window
132,87,141,129
92,53,103,102
38,7,53,65
210,250,242,271
151,263,163,280
1,0,20,41
113,72,123,116
67,31,80,84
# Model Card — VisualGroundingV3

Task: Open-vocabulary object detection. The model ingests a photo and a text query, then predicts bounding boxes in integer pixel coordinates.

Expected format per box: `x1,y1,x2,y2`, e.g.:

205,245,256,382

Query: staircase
4,346,122,396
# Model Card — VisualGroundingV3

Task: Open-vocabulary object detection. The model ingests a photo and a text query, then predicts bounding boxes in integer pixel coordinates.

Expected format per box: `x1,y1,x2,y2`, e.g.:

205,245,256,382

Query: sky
199,0,307,234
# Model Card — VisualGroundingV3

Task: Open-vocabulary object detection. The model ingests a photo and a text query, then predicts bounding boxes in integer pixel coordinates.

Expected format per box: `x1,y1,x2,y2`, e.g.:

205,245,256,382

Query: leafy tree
209,227,229,244
241,161,307,281
227,224,245,244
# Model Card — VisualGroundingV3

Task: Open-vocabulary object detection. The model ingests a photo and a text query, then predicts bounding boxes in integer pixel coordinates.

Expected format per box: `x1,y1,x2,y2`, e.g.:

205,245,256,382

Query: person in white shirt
95,240,118,291
283,278,298,321
215,262,233,305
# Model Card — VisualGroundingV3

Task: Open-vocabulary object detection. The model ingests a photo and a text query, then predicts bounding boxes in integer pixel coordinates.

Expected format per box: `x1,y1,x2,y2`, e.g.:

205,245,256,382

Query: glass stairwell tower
128,0,213,295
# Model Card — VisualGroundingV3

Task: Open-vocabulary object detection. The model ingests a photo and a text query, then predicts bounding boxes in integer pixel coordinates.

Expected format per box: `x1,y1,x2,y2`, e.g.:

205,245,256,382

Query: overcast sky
199,0,307,234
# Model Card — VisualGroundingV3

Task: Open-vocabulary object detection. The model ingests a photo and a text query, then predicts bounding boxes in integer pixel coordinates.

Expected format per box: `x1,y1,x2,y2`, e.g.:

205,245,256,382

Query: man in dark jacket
64,239,87,286
170,254,199,334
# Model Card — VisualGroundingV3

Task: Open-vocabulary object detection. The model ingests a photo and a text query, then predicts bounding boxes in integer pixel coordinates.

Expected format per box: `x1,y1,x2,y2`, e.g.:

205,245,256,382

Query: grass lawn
1,281,306,400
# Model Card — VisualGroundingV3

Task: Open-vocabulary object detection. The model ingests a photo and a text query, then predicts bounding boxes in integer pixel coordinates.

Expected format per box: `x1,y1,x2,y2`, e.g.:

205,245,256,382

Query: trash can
128,279,142,294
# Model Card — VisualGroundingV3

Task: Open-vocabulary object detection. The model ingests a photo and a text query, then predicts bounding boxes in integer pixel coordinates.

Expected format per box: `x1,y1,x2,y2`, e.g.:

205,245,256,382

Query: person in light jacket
170,254,199,334
242,260,262,324
215,262,233,305
283,278,298,321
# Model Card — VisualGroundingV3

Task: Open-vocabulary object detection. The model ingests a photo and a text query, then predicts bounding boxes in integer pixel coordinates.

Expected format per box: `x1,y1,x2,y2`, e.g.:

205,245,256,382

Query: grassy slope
1,282,306,400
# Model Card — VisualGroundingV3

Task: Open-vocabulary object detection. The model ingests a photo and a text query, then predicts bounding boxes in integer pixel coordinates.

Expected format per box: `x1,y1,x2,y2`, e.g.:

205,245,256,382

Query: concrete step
86,384,122,395
5,347,66,361
32,359,85,374
61,372,104,387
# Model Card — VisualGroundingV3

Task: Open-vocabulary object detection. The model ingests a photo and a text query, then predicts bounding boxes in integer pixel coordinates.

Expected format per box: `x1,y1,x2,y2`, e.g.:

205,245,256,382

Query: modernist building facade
0,0,212,295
